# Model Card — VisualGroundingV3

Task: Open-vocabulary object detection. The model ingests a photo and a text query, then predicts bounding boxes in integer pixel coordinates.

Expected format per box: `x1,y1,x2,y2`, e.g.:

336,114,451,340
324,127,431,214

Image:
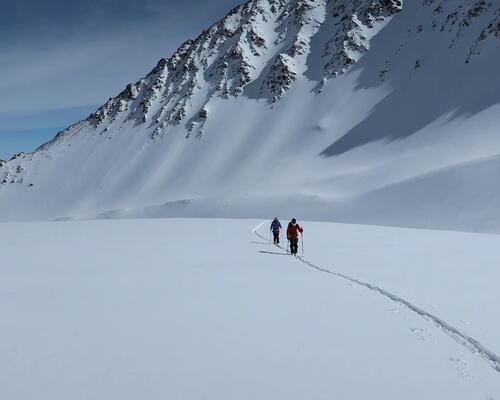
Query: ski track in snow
253,221,500,374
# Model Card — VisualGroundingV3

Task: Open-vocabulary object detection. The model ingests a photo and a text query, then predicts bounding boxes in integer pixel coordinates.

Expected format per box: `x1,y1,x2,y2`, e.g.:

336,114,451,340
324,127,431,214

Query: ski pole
301,233,304,256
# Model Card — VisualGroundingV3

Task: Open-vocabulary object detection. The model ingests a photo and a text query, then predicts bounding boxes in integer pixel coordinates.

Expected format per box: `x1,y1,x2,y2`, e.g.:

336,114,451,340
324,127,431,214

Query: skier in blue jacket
270,217,282,245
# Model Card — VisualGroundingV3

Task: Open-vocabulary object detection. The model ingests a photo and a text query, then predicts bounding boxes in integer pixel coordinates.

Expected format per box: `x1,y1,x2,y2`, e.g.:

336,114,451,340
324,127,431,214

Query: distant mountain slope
1,0,499,230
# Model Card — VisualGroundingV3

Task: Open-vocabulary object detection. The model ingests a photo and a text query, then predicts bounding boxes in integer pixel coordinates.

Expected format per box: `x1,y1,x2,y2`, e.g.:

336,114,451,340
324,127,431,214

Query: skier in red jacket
287,218,303,255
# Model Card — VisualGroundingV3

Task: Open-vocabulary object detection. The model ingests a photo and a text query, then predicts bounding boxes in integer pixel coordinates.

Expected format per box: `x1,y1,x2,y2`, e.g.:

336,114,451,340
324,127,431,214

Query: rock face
1,0,499,224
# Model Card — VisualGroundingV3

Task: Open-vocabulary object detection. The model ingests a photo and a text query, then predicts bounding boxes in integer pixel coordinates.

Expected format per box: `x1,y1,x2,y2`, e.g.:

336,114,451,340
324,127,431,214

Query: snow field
1,218,499,399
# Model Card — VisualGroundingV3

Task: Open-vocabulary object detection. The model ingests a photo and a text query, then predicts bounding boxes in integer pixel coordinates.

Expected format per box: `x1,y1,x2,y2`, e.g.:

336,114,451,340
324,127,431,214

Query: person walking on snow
287,218,303,255
270,217,282,245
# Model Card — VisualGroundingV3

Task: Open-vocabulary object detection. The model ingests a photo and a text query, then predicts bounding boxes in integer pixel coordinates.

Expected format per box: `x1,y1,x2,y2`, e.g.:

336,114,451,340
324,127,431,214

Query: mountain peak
36,0,407,145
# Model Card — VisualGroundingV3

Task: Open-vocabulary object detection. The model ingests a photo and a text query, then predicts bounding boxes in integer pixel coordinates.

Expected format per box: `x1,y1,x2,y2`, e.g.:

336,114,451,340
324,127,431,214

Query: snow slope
1,0,499,232
1,218,500,399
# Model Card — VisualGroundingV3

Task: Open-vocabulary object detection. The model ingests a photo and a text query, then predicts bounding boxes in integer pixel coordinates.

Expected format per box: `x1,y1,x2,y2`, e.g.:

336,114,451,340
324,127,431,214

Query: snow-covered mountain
1,0,499,230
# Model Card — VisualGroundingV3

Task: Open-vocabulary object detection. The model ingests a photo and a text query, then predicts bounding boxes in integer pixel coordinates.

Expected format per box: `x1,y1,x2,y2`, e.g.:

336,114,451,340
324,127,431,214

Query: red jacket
287,223,303,239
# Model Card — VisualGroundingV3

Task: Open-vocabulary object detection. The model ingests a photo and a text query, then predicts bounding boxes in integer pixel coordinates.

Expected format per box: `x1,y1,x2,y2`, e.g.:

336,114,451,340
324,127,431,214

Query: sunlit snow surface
1,218,499,399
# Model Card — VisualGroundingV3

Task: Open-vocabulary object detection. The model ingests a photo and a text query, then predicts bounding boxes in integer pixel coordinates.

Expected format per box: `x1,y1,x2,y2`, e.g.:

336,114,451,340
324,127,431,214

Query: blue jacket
270,219,282,232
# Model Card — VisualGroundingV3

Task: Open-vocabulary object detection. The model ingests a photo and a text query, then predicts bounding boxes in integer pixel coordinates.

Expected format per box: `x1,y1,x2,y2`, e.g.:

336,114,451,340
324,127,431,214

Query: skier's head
291,218,296,225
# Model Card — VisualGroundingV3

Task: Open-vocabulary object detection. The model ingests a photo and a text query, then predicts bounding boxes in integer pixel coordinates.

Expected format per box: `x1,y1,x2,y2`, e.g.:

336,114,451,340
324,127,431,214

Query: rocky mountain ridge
3,0,499,185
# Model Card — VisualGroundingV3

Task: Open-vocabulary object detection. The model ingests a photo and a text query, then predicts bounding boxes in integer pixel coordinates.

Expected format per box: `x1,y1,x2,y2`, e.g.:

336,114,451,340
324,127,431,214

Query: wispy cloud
0,0,243,158
0,0,243,115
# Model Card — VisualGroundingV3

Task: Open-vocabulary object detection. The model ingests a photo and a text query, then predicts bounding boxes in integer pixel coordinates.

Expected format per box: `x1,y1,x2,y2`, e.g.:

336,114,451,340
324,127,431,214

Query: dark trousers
272,230,280,244
289,238,299,254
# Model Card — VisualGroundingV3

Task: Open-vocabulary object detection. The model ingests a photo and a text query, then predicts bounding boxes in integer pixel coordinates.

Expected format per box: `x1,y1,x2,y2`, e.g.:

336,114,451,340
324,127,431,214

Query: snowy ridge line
253,221,500,373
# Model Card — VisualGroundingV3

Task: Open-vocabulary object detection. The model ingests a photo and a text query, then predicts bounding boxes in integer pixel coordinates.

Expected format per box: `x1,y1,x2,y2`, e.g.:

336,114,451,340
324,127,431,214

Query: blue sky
0,0,243,160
